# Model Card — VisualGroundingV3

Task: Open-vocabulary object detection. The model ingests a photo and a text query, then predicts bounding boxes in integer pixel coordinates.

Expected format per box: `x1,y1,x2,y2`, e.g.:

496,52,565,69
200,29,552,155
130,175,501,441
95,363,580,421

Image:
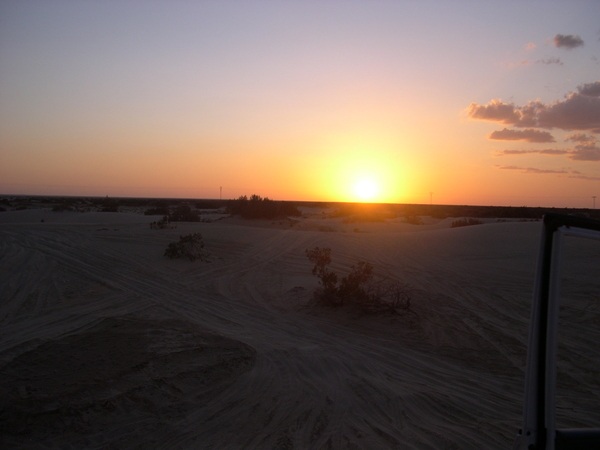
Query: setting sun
353,178,378,201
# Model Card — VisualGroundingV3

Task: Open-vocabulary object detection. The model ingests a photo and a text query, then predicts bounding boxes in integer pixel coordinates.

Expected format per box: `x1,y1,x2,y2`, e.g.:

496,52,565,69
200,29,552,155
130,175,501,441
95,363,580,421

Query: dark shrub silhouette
306,247,412,314
451,218,484,228
150,215,175,229
169,204,200,222
164,233,205,261
305,247,338,302
227,195,301,219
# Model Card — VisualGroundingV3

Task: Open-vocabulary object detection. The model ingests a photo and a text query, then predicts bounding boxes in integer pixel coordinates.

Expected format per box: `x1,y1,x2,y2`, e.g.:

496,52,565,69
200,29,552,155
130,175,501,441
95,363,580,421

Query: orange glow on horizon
309,137,413,204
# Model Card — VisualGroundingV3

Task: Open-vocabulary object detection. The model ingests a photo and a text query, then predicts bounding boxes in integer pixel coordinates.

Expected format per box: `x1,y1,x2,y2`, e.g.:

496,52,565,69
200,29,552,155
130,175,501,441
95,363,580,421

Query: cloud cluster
497,149,568,156
536,57,563,66
488,128,555,143
467,81,600,133
495,133,600,162
566,133,600,161
553,34,584,49
468,68,600,179
513,34,583,66
496,165,568,174
496,165,600,181
578,81,600,97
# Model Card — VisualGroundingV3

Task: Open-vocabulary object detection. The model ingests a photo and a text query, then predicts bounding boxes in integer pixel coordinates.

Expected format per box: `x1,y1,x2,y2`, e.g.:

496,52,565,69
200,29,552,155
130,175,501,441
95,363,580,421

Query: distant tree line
227,195,301,219
323,202,600,220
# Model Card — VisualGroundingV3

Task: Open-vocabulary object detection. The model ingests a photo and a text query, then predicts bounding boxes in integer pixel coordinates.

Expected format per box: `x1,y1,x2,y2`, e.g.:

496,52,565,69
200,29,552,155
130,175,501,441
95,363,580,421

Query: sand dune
1,209,598,449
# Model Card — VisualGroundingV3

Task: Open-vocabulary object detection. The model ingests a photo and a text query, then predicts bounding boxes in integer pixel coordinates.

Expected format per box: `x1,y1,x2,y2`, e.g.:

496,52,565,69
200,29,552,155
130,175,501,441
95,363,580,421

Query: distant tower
593,196,597,209
220,186,222,200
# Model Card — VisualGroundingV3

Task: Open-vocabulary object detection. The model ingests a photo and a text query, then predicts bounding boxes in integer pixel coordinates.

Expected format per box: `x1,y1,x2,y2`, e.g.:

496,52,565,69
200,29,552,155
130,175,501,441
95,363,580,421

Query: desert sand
1,207,598,449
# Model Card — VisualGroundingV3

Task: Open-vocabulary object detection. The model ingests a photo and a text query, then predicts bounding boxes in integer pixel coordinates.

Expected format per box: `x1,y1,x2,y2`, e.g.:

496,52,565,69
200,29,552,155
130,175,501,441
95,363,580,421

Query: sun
353,178,379,201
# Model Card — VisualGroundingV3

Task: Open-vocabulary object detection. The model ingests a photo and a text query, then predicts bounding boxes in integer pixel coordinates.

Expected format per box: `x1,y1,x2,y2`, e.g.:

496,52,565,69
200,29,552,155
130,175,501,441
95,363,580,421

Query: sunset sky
1,1,599,207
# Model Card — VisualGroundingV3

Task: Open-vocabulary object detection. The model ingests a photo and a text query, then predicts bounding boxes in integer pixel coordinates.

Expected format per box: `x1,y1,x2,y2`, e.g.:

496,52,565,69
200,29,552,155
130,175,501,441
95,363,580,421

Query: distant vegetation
1,195,599,220
318,201,599,220
98,197,119,212
51,198,78,212
146,203,216,223
306,247,412,315
150,216,175,229
164,233,206,261
144,206,170,216
451,218,484,228
169,204,200,222
227,195,301,219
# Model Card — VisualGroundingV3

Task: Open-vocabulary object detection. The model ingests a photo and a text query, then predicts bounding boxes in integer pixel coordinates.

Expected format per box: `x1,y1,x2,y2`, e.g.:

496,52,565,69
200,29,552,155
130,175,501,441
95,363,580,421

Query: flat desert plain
1,207,599,449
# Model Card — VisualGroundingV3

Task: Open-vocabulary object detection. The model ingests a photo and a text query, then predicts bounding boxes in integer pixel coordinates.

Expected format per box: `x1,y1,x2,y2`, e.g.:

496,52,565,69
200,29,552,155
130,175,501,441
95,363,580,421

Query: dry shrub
306,246,412,314
164,233,205,261
451,218,484,228
150,215,176,229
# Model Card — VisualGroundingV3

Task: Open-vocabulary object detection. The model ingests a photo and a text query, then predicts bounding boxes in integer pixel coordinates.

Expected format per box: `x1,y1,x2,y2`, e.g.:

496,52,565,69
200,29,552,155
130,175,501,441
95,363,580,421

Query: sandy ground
1,208,598,449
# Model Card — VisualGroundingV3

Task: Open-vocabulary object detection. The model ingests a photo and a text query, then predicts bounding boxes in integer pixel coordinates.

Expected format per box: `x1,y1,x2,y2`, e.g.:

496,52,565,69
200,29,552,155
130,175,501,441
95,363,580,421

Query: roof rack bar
514,213,600,450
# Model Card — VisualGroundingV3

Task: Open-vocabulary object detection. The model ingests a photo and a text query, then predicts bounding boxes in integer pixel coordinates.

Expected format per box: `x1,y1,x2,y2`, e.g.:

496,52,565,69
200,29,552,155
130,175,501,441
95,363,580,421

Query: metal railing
514,213,600,450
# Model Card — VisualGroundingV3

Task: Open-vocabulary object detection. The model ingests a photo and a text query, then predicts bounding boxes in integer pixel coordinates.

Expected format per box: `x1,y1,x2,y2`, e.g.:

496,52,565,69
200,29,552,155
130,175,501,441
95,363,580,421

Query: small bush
451,218,484,228
164,233,206,261
306,247,339,302
306,247,412,314
150,215,175,229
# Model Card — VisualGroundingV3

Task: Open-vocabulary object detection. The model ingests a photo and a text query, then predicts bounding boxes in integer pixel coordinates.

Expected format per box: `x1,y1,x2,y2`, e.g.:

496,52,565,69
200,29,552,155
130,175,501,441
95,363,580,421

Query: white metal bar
559,226,600,241
545,229,565,450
